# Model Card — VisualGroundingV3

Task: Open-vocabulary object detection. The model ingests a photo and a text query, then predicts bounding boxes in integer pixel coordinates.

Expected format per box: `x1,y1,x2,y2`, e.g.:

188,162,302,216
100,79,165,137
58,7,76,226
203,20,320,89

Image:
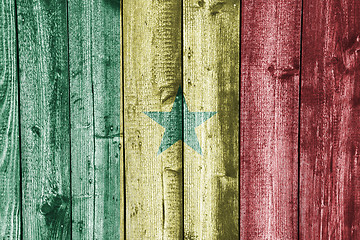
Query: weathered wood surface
240,0,301,239
300,0,360,239
0,0,20,239
68,0,122,239
123,0,183,239
68,0,96,237
91,1,121,238
5,0,360,239
120,2,125,238
183,0,239,239
16,0,71,239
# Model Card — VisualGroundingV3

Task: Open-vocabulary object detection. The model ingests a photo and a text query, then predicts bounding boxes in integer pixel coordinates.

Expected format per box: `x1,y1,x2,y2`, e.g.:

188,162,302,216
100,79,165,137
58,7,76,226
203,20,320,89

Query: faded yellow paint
123,0,183,239
183,0,240,239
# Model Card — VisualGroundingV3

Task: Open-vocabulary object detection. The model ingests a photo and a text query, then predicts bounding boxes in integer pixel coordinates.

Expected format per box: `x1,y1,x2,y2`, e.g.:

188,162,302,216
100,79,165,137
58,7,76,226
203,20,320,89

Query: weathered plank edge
0,0,21,238
65,1,73,238
120,0,125,239
15,0,23,238
297,0,304,239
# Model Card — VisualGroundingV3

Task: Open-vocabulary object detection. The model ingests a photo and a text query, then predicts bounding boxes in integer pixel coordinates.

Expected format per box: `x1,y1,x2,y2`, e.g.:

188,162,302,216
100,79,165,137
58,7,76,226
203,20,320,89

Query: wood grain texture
120,2,124,237
0,0,20,239
123,0,183,238
240,0,301,239
92,1,121,238
16,0,71,238
68,0,95,237
68,0,121,239
183,0,239,239
300,1,360,239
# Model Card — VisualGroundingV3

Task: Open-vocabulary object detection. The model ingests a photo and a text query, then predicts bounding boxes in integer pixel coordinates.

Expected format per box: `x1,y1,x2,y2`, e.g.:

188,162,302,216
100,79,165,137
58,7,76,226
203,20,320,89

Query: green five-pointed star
144,86,217,155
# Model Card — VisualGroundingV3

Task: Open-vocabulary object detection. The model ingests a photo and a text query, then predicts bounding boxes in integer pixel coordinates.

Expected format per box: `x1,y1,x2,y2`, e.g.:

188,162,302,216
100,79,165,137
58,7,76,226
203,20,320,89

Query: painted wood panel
240,0,301,239
68,0,122,239
3,0,360,239
183,0,240,239
123,0,183,238
0,0,20,239
120,2,125,238
91,1,121,238
300,0,360,239
16,0,71,238
68,0,96,237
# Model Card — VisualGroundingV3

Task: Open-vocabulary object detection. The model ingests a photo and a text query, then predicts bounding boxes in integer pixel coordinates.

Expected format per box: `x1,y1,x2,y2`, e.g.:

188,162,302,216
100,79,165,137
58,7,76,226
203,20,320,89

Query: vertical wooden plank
120,2,125,236
68,0,95,237
183,0,239,239
68,0,122,239
240,0,301,239
300,0,360,239
120,2,125,238
16,0,71,238
0,0,20,239
92,1,121,238
68,0,121,239
123,0,183,238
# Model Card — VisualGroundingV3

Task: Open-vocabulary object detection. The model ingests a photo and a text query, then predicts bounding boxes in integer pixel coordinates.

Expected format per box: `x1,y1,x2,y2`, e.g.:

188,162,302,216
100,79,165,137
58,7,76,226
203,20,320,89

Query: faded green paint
68,0,121,238
16,0,71,238
0,0,20,239
144,86,216,155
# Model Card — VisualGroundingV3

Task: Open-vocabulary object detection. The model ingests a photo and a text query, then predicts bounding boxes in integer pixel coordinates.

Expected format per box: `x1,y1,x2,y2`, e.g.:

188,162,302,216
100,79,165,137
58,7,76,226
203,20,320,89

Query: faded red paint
300,0,360,239
240,0,301,239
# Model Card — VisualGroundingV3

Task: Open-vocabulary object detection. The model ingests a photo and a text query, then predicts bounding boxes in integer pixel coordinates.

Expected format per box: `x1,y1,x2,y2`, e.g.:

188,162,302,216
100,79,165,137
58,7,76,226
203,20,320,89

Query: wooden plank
240,0,301,239
16,0,71,238
68,0,95,237
120,2,125,236
300,0,360,239
123,0,183,238
0,0,20,239
120,2,125,237
183,0,239,239
68,0,122,239
92,1,121,238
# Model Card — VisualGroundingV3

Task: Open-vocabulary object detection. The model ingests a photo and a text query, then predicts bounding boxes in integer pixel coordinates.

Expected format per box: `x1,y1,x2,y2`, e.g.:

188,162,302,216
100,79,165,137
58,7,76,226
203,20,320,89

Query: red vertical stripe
300,0,360,239
241,0,302,239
